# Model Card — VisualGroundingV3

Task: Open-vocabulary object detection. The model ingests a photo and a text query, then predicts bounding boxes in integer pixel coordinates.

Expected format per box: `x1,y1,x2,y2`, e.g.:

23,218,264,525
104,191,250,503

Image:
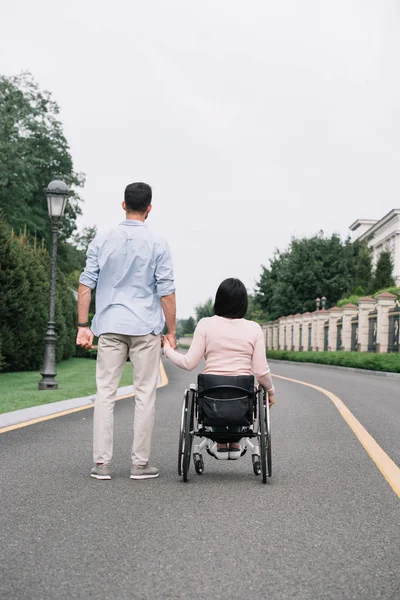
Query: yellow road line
273,373,400,498
0,361,169,435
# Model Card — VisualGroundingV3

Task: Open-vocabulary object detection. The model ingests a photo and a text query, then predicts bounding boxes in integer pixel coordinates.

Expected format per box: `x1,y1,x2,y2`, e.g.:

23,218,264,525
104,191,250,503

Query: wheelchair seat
197,374,255,427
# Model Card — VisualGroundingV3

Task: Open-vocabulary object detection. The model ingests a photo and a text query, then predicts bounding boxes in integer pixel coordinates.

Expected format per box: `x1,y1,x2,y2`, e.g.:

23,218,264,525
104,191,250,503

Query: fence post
293,314,302,351
357,297,376,351
341,304,358,351
376,292,397,353
327,307,342,351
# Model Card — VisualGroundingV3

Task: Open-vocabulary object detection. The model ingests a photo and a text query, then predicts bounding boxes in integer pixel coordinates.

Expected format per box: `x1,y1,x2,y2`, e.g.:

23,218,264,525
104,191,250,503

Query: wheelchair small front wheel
194,453,204,475
252,455,261,476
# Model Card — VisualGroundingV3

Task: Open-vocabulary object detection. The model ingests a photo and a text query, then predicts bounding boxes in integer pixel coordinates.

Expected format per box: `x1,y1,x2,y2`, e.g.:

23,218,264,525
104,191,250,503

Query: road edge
268,358,400,380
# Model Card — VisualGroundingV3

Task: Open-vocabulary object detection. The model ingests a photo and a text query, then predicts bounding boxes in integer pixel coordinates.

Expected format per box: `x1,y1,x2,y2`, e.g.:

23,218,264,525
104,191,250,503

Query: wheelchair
178,374,272,484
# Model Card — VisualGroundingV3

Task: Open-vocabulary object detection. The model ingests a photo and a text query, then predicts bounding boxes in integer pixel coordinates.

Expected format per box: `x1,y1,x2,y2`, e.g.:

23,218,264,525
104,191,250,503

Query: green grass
0,358,134,414
266,350,400,373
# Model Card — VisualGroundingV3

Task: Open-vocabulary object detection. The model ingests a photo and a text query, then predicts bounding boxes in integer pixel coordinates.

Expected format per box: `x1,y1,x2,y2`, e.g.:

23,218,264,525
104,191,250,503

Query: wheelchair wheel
258,390,271,484
266,394,272,478
182,390,194,482
178,391,188,476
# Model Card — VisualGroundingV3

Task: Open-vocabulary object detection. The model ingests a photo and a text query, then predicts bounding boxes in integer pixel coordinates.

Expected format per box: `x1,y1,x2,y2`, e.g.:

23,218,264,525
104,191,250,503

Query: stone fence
261,293,400,353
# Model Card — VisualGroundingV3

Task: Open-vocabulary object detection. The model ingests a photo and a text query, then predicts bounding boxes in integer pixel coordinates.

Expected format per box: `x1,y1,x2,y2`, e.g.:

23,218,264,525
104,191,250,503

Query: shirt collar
120,219,148,227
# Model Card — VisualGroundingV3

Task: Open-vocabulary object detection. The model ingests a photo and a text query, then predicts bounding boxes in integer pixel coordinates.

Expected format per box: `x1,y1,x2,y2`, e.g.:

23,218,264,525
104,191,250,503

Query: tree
245,294,267,322
195,298,214,321
0,72,84,252
182,316,196,335
372,250,395,291
352,240,373,294
255,233,361,320
73,225,98,253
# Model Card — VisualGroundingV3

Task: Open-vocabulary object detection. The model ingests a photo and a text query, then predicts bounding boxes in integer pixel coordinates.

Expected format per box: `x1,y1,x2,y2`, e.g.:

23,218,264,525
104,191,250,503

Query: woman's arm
253,329,275,395
164,320,206,371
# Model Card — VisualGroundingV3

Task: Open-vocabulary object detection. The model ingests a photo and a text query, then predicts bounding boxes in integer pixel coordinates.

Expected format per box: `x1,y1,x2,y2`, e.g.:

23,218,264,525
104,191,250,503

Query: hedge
266,350,400,373
0,216,77,372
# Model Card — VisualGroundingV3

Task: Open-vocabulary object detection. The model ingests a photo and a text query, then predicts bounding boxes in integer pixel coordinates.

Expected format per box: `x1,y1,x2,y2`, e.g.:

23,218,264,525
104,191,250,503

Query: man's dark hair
213,278,248,319
124,182,152,213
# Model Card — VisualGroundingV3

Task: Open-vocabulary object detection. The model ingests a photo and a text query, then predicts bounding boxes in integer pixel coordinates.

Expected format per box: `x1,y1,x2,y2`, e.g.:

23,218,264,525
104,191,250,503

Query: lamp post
321,296,327,310
38,180,69,390
316,297,321,311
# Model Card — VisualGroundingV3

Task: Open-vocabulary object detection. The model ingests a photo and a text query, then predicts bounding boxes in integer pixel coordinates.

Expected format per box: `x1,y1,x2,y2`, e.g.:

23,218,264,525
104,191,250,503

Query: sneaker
213,443,229,460
90,464,111,480
229,443,242,460
130,464,159,480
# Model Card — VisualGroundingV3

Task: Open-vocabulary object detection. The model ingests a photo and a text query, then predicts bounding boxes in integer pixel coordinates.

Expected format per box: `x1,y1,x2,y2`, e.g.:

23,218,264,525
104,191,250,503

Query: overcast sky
2,1,399,317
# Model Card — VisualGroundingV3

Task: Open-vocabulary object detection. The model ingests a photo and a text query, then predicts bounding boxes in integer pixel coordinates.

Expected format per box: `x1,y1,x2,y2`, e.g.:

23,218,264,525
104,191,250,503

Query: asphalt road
1,359,399,600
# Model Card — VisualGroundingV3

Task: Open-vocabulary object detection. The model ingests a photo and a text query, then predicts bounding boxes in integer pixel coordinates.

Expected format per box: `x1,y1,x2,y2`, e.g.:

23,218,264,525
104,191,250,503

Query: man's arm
76,283,94,349
76,237,99,350
161,292,177,348
155,242,177,347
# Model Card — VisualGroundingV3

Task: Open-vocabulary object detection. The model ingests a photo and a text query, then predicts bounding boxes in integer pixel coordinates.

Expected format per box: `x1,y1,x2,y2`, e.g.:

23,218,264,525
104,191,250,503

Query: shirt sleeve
164,320,206,371
155,242,175,297
79,237,100,289
253,327,275,393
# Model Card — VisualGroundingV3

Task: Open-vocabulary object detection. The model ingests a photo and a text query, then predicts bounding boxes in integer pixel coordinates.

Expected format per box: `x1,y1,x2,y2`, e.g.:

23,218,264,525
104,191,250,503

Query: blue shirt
79,220,175,336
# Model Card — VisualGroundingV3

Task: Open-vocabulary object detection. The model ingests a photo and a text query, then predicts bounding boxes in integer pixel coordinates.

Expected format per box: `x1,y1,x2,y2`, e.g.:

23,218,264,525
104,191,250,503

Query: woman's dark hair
124,182,152,213
213,278,248,319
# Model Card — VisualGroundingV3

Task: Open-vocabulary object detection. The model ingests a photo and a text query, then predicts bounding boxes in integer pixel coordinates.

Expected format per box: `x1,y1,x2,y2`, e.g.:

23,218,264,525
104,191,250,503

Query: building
349,209,400,286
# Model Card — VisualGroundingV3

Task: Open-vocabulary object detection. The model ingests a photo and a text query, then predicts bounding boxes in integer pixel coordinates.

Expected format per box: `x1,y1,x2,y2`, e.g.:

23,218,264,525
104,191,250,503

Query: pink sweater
164,316,275,393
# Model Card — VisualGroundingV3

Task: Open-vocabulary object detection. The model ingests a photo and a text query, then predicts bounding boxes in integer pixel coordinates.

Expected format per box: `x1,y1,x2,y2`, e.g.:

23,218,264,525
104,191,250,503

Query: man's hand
165,331,177,349
76,327,94,350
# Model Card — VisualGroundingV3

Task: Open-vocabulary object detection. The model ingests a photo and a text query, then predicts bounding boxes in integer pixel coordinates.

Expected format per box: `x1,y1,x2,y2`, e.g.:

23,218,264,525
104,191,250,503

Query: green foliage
180,316,195,335
337,287,399,308
246,294,267,322
73,225,97,252
195,298,214,321
374,286,400,296
256,233,362,320
0,340,4,371
0,214,77,372
372,251,395,291
352,241,373,293
266,350,400,373
0,72,84,251
337,295,362,307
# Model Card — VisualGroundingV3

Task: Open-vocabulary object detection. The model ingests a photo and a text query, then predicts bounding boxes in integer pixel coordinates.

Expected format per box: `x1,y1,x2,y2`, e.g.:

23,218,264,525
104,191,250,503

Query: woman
163,278,275,459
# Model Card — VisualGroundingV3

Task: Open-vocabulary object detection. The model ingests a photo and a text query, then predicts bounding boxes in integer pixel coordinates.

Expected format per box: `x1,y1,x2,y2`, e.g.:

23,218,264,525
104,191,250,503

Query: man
77,182,176,481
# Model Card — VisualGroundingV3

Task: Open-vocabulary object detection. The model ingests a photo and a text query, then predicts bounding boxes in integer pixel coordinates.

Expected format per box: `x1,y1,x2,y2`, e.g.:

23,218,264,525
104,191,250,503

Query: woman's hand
268,392,275,408
162,336,171,352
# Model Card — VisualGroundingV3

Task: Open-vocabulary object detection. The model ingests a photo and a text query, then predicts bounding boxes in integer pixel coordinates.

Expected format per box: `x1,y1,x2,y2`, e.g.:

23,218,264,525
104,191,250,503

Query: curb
268,359,400,380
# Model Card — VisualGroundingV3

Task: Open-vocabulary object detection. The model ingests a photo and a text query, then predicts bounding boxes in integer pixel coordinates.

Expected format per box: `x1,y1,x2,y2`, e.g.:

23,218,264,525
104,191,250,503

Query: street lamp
316,297,321,311
321,296,327,309
38,180,69,390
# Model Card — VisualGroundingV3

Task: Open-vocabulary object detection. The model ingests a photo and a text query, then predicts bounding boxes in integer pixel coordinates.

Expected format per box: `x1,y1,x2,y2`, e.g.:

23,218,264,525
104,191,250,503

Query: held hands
76,327,94,350
162,332,177,350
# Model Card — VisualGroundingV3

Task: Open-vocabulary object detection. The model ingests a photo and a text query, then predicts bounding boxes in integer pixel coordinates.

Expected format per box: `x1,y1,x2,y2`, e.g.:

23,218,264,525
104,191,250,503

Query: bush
337,295,362,307
337,287,400,308
266,350,400,373
0,215,77,372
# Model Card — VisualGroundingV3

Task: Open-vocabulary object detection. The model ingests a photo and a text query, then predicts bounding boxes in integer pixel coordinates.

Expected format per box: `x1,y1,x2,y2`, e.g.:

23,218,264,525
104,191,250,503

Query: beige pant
93,333,161,466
